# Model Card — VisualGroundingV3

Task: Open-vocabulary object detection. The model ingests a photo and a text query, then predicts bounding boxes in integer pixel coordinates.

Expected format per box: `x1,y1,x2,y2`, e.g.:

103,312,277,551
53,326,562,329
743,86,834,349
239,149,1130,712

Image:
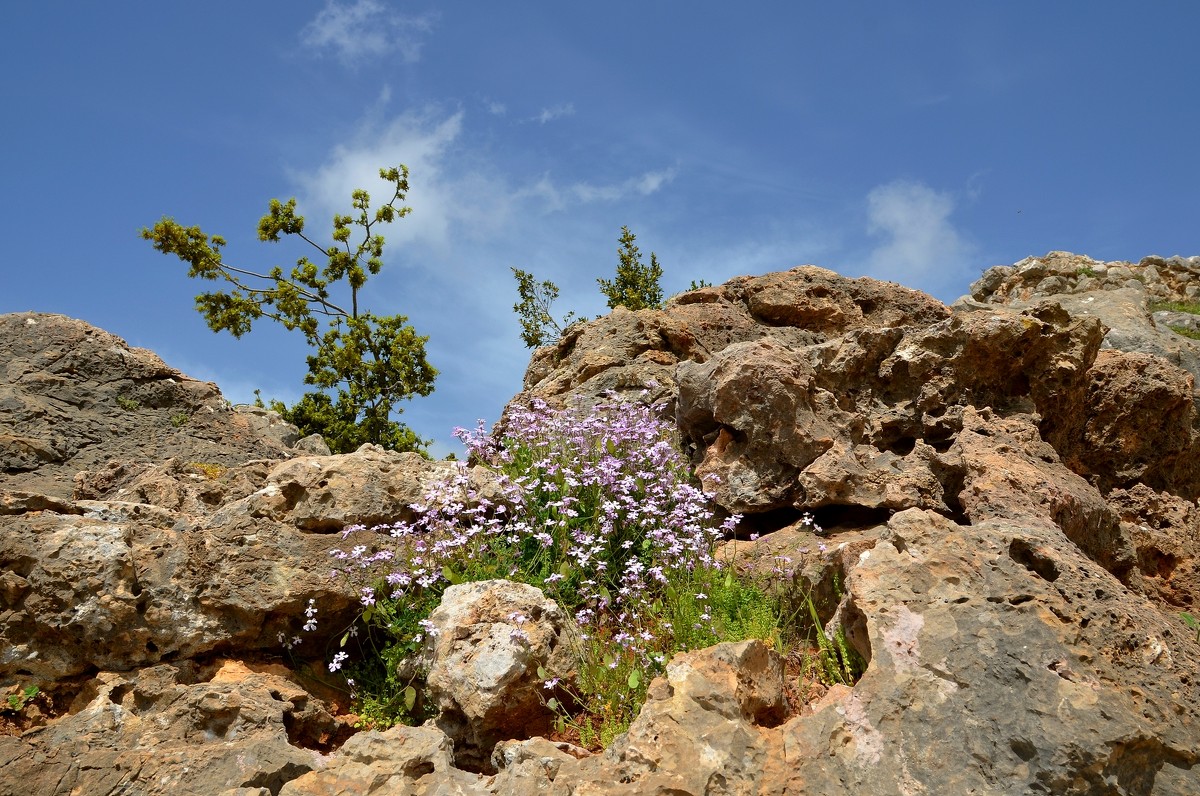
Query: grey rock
420,580,578,772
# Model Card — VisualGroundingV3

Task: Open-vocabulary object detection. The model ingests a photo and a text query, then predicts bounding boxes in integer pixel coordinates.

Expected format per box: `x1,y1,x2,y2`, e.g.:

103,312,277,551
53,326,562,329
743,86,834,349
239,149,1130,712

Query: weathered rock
952,406,1134,577
552,640,787,795
9,252,1200,795
1107,484,1200,611
277,724,484,795
236,446,456,532
0,660,346,796
0,505,361,682
966,251,1200,385
0,312,301,500
675,299,1105,524
1059,349,1200,498
420,580,578,771
516,266,947,416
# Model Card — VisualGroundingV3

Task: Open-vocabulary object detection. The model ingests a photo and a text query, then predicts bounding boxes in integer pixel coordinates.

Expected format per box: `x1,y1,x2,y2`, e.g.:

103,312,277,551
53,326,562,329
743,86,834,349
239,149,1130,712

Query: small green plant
170,412,190,427
1183,612,1200,643
598,226,664,311
4,686,39,714
800,592,865,686
1168,325,1200,340
1075,265,1098,278
186,461,227,480
688,279,713,290
1150,299,1200,315
116,396,140,411
511,267,578,348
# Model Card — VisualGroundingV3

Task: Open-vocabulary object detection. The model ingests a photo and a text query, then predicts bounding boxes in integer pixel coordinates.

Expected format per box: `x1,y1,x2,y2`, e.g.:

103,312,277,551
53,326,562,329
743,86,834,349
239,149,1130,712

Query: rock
1059,349,1200,498
675,298,1105,524
514,266,947,418
0,506,361,681
0,660,345,796
952,407,1134,578
1107,484,1200,611
552,639,787,795
419,580,578,772
966,252,1200,384
277,724,485,795
0,312,299,500
9,249,1200,795
236,447,456,532
769,509,1200,794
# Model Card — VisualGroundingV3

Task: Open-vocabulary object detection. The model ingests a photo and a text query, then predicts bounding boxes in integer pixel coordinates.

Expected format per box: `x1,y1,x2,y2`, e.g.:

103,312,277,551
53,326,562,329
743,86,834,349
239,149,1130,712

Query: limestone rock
966,251,1200,384
0,312,300,500
277,724,484,796
236,446,457,532
0,506,361,681
420,580,578,771
514,265,946,417
0,660,345,796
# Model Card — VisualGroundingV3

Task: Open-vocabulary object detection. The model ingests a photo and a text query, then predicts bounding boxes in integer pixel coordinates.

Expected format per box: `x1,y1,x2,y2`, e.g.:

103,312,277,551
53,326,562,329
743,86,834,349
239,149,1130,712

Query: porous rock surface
0,313,490,792
6,249,1200,795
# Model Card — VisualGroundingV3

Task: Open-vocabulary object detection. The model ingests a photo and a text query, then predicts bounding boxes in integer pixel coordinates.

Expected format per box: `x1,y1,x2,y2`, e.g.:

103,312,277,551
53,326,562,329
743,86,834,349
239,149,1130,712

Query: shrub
309,395,793,736
298,394,861,744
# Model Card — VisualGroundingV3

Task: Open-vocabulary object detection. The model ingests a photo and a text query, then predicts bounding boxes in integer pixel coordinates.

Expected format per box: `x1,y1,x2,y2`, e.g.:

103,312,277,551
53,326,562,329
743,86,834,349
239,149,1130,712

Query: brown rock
0,312,300,500
0,660,344,796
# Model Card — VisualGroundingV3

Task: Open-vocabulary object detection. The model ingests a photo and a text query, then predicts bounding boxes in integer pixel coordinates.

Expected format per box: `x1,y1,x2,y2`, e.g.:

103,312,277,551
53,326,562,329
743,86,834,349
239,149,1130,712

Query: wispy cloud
860,179,976,301
285,105,688,451
300,0,437,66
570,167,679,203
290,107,479,253
534,103,575,124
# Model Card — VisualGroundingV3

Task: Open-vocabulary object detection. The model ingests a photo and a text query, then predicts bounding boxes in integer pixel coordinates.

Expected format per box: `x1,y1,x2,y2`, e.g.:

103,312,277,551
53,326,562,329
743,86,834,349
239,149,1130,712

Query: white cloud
290,107,478,253
861,180,975,300
283,104,688,453
534,103,575,124
485,100,507,116
300,0,436,65
570,167,679,204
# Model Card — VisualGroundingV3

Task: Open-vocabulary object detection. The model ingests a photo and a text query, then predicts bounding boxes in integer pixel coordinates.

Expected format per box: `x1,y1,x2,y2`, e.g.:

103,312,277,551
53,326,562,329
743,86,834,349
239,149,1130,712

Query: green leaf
546,697,559,711
442,565,463,585
537,666,549,680
340,632,350,648
403,685,417,713
627,669,641,689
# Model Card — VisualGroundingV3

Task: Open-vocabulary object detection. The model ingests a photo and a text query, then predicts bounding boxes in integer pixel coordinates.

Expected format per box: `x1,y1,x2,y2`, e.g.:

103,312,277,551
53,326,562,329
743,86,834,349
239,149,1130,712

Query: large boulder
419,580,578,771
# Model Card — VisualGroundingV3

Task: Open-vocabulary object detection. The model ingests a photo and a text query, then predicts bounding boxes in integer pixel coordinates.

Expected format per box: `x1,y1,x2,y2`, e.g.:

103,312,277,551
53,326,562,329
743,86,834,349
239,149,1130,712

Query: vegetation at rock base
291,396,859,745
141,165,435,454
1150,299,1200,315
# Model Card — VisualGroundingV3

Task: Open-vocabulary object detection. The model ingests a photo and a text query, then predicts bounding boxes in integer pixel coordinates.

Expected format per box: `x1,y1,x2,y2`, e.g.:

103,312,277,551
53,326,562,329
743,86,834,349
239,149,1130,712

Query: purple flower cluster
331,395,739,669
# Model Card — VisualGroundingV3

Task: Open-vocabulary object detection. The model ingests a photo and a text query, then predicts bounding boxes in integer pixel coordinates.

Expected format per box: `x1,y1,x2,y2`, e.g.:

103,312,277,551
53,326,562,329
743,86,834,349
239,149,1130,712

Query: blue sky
4,3,1199,456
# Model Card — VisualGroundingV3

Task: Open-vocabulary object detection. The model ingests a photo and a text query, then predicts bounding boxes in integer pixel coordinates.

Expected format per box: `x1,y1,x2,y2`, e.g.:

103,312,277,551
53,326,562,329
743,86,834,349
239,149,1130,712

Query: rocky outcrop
515,266,948,414
966,250,1200,386
6,247,1200,795
0,313,301,499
